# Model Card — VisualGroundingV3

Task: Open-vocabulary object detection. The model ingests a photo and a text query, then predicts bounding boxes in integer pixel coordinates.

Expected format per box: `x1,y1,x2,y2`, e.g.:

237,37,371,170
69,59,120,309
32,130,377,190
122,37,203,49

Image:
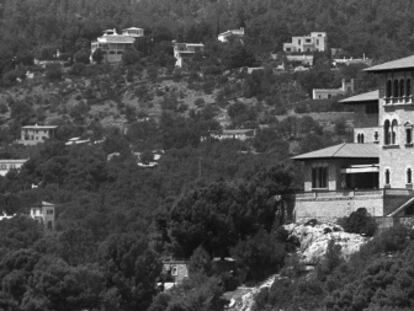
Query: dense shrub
338,208,377,236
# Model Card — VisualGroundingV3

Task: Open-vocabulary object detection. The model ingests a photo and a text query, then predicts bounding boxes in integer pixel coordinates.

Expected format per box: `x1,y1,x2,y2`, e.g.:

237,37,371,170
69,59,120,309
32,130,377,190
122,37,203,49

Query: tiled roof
339,90,379,103
365,55,414,72
292,143,380,160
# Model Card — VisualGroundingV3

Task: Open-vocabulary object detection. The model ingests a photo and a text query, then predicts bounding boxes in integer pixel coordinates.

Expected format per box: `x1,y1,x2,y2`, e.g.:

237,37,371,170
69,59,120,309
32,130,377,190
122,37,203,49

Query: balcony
384,96,413,106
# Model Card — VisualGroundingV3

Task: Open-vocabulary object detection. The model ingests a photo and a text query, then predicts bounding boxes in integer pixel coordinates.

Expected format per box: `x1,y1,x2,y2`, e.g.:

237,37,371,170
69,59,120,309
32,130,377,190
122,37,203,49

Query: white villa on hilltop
90,28,143,64
18,124,57,146
283,32,327,54
292,55,414,228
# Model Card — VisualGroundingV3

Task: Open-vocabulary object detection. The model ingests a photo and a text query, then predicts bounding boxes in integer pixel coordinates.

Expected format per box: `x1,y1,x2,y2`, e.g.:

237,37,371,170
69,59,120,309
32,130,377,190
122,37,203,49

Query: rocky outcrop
284,222,369,265
224,223,369,311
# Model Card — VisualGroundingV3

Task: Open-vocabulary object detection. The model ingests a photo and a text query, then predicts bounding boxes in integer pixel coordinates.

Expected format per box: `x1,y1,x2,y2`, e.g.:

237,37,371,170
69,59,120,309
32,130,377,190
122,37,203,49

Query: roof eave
292,156,379,161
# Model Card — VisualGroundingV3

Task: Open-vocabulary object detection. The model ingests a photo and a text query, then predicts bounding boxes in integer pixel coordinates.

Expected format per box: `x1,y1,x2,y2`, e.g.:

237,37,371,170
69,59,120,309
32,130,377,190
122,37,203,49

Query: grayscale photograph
0,1,413,310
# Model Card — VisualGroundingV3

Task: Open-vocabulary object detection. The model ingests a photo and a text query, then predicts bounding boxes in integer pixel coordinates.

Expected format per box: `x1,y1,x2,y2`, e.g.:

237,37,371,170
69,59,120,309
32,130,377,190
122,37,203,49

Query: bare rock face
284,223,369,265
224,223,369,311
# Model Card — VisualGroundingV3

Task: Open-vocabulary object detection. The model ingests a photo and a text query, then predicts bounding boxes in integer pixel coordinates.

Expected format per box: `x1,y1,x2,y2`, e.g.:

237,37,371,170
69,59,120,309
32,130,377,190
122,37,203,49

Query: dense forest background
1,0,414,64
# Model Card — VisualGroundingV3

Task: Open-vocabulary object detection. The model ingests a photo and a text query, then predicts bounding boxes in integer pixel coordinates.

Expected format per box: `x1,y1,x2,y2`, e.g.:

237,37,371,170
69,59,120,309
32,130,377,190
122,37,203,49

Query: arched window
384,120,391,145
359,133,364,143
357,133,361,143
394,80,399,97
407,168,412,184
406,127,412,145
407,79,411,97
391,119,398,145
385,169,391,185
386,80,392,97
400,79,405,97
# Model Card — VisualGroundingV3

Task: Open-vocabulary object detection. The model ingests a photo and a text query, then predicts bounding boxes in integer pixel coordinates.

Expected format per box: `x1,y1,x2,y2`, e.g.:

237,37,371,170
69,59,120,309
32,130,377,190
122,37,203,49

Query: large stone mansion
293,55,414,227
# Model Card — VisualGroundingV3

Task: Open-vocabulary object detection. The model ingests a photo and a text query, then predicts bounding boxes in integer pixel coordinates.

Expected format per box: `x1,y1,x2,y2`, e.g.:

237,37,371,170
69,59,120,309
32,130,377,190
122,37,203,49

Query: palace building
292,55,414,226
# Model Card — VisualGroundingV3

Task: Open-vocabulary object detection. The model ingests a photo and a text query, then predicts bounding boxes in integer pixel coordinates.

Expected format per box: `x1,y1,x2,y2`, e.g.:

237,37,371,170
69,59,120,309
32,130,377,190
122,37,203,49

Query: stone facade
294,189,413,224
378,70,414,189
292,55,414,223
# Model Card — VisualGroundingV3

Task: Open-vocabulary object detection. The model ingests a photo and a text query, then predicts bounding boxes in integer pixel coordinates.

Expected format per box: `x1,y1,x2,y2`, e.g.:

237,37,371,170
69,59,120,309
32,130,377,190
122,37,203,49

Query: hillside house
173,42,204,68
283,32,327,54
90,28,138,64
292,55,414,226
218,27,245,43
0,159,28,176
312,79,355,100
332,54,373,67
121,27,144,38
18,124,57,146
30,201,55,230
159,260,189,290
210,129,256,141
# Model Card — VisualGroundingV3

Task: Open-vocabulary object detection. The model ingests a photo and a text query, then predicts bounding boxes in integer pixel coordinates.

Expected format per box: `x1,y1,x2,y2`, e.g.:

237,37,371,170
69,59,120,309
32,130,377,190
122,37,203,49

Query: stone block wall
294,191,384,224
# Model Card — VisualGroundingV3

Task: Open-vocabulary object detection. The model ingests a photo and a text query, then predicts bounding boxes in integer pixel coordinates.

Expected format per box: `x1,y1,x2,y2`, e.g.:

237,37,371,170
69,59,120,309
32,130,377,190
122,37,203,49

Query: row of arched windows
383,119,398,145
386,79,412,98
384,168,413,186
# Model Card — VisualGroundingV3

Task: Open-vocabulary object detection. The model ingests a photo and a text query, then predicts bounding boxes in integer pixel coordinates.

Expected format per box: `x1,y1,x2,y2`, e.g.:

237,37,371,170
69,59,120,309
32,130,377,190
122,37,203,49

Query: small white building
173,42,204,68
218,27,245,43
65,137,91,146
121,27,144,38
283,32,327,54
18,124,57,146
332,55,373,67
90,28,138,64
286,54,314,67
0,159,28,176
211,129,256,141
30,201,55,230
312,79,354,100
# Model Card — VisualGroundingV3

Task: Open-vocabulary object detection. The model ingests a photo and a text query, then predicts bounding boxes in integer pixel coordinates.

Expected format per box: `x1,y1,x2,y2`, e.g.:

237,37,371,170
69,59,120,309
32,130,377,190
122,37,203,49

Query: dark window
385,169,391,185
386,80,392,97
407,168,412,184
374,131,379,141
406,128,412,144
394,80,399,97
400,79,405,97
391,119,398,144
407,79,411,96
357,133,364,143
312,167,328,189
384,120,391,145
